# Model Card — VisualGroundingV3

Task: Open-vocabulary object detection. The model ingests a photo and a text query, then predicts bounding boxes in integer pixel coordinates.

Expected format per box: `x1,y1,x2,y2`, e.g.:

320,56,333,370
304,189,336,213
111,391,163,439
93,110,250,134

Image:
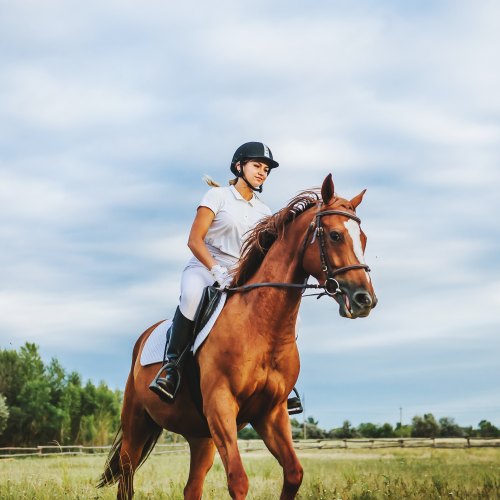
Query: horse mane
232,189,321,286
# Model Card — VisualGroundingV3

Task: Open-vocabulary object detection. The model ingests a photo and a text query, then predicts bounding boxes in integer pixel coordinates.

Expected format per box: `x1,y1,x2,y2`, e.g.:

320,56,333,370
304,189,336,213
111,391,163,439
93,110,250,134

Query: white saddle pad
140,292,227,366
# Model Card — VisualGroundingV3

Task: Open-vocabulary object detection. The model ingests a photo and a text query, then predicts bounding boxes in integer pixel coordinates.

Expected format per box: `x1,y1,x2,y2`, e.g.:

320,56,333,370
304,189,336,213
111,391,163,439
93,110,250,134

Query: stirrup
287,388,303,415
149,362,182,403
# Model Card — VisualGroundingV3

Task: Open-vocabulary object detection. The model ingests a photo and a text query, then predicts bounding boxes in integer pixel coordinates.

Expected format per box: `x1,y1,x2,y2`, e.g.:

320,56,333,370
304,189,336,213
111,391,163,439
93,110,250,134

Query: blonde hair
203,175,238,187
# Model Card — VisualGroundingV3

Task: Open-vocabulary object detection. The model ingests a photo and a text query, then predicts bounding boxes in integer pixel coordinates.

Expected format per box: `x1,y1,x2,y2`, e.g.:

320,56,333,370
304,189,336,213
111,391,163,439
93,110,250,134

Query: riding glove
210,264,232,289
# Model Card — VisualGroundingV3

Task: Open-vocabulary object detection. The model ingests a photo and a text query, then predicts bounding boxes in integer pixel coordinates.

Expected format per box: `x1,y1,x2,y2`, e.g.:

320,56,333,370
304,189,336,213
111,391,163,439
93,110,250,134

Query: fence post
343,439,347,449
467,437,471,448
399,439,404,448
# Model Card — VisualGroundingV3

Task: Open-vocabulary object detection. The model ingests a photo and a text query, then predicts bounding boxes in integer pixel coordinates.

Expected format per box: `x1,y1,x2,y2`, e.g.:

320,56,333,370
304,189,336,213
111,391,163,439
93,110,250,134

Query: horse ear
350,189,366,209
321,174,335,204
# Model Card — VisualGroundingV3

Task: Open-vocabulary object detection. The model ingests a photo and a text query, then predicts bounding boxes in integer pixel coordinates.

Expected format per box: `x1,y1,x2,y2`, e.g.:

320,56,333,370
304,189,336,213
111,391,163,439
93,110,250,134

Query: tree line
0,343,122,447
1,343,498,446
239,414,500,440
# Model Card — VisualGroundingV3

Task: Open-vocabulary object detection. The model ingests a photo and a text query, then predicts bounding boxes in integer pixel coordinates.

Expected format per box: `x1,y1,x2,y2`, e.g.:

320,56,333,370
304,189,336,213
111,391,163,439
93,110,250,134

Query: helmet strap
241,174,263,193
237,162,263,193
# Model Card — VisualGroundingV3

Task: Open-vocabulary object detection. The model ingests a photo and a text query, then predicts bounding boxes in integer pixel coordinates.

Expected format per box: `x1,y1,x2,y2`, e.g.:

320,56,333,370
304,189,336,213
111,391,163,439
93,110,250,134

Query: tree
1,343,53,445
0,349,24,403
394,422,412,438
462,425,475,438
0,394,9,437
478,420,499,438
357,422,394,438
357,422,379,438
289,418,303,439
411,414,440,438
76,380,122,445
379,423,394,438
0,343,123,447
93,383,122,445
237,425,260,439
439,417,463,437
330,420,356,439
304,417,326,439
61,372,83,444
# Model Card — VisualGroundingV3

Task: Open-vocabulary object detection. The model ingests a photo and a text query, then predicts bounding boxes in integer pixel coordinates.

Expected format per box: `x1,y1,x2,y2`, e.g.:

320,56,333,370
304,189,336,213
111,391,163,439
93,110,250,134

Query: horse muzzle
334,285,377,319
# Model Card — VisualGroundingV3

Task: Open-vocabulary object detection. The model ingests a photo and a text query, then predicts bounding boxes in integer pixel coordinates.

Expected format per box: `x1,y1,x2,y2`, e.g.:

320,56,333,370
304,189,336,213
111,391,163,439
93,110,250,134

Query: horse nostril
353,291,372,307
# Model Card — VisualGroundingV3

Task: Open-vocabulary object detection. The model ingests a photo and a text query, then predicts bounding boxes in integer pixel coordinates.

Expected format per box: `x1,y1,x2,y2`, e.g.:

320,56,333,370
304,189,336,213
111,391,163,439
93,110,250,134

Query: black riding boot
149,307,195,402
287,387,303,415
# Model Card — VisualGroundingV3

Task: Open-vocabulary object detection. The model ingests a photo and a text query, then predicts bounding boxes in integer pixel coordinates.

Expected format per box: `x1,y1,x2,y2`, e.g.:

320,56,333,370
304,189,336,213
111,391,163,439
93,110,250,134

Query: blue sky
1,0,499,430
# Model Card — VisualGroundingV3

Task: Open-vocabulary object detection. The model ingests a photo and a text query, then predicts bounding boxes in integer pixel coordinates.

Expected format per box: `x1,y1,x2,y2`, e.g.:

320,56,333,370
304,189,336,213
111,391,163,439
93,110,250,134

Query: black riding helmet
230,142,279,177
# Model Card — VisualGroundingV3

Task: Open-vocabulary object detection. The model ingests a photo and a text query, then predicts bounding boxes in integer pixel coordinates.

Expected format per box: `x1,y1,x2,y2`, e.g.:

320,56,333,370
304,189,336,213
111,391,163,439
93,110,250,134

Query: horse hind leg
98,421,159,500
116,403,162,500
184,436,216,500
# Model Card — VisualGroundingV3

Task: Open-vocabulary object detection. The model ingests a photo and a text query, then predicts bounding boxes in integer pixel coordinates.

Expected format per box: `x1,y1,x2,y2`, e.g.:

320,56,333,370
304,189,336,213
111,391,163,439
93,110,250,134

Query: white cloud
0,170,93,223
0,274,181,352
1,65,156,130
129,235,191,265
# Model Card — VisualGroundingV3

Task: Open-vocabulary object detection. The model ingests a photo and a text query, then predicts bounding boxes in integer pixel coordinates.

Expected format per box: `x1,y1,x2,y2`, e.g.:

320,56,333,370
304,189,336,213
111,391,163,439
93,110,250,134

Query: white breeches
179,255,237,321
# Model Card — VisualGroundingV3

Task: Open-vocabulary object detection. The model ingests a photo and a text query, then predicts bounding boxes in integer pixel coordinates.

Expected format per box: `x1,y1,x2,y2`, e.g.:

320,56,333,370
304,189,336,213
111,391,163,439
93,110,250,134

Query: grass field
1,447,499,499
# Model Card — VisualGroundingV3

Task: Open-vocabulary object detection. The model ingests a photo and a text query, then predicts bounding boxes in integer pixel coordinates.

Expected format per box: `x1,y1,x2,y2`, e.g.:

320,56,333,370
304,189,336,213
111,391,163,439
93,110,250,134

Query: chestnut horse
98,174,377,499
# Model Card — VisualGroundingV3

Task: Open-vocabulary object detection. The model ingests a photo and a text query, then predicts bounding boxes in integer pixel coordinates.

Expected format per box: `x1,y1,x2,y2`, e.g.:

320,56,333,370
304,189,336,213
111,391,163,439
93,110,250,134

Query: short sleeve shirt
199,185,272,259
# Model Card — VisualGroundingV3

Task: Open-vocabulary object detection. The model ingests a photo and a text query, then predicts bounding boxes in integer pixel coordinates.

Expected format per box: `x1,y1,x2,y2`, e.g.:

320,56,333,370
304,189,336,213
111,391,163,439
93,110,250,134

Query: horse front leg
205,390,249,499
184,436,216,500
253,404,304,500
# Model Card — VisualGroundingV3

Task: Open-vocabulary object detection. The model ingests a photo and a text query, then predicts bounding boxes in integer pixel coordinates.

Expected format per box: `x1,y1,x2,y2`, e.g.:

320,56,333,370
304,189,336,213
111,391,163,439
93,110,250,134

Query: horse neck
242,216,310,341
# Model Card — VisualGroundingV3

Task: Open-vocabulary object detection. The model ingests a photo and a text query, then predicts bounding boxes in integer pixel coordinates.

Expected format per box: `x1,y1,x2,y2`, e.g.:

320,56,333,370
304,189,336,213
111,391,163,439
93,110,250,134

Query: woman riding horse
99,171,377,499
149,141,302,413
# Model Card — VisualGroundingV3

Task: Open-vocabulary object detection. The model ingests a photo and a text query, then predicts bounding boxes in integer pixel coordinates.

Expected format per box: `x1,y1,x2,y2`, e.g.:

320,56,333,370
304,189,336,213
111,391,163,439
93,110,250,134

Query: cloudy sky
1,0,499,430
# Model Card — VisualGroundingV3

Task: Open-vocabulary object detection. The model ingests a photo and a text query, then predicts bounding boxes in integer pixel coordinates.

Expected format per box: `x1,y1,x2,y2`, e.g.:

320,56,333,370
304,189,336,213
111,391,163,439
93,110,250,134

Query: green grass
0,448,499,499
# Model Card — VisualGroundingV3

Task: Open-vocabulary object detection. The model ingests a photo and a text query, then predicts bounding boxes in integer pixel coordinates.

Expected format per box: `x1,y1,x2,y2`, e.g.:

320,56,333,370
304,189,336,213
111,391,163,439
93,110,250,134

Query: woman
150,142,302,414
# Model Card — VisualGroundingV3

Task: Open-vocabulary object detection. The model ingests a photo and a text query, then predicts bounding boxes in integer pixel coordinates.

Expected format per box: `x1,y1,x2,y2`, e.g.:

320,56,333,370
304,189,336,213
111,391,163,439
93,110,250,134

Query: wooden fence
1,437,499,459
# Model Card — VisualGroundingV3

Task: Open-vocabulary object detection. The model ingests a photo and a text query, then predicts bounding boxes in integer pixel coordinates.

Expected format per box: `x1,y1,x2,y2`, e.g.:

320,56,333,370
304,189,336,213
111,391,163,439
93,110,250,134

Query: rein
226,208,371,299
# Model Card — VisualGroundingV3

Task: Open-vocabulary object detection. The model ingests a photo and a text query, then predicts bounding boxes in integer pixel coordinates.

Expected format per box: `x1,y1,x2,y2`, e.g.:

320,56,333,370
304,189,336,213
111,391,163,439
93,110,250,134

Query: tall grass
0,448,499,499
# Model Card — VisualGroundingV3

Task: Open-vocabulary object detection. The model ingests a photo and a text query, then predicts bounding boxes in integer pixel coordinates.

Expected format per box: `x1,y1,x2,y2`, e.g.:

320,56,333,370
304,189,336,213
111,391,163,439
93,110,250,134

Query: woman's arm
187,206,218,270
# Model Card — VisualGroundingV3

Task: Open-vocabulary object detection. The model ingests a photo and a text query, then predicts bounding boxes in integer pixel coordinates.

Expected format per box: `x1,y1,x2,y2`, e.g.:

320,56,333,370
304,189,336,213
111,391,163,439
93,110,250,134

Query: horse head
302,173,377,319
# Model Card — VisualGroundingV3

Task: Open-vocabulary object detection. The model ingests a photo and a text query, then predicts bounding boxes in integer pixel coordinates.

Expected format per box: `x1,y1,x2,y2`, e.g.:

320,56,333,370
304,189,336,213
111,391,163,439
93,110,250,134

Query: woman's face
239,161,270,188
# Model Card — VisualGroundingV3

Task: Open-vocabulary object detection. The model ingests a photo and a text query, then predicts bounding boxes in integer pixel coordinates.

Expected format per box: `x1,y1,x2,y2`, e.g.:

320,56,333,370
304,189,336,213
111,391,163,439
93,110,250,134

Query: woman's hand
210,264,232,288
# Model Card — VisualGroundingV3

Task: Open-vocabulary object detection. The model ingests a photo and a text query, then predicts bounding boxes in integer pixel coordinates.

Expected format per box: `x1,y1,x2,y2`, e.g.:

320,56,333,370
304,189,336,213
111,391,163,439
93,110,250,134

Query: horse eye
330,231,342,242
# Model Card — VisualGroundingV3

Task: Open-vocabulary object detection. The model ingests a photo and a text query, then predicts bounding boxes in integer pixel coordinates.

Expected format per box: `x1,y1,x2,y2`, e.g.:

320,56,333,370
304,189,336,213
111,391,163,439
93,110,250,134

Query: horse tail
96,426,124,488
96,422,163,488
97,321,165,488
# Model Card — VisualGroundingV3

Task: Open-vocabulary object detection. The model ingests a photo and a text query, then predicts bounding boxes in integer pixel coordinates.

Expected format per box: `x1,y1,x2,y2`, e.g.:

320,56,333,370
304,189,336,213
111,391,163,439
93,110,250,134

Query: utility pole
399,406,403,428
302,393,306,440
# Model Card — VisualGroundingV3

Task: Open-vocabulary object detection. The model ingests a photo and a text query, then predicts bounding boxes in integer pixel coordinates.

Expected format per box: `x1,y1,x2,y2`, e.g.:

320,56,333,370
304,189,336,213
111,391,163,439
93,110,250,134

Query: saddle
193,285,224,338
154,285,303,417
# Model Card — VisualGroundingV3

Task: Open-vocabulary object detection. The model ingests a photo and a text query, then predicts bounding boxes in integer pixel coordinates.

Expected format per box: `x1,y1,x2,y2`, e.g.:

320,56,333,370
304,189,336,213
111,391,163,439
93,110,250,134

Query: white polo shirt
199,185,272,261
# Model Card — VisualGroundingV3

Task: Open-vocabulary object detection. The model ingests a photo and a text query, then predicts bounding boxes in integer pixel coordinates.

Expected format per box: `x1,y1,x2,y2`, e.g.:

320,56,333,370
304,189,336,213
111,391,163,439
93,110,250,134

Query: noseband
227,207,371,298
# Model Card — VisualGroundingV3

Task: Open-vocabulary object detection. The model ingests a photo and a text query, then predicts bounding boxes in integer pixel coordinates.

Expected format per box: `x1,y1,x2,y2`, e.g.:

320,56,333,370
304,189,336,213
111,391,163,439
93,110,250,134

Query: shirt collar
230,185,257,205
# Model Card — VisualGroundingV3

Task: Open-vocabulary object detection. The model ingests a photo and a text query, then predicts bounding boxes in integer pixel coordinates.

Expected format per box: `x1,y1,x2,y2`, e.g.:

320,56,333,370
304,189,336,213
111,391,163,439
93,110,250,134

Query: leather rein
226,208,371,299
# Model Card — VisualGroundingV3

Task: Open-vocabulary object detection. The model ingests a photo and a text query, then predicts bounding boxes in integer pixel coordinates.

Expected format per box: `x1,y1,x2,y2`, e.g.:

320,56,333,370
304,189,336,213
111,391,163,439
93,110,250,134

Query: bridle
226,207,371,299
303,209,371,296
